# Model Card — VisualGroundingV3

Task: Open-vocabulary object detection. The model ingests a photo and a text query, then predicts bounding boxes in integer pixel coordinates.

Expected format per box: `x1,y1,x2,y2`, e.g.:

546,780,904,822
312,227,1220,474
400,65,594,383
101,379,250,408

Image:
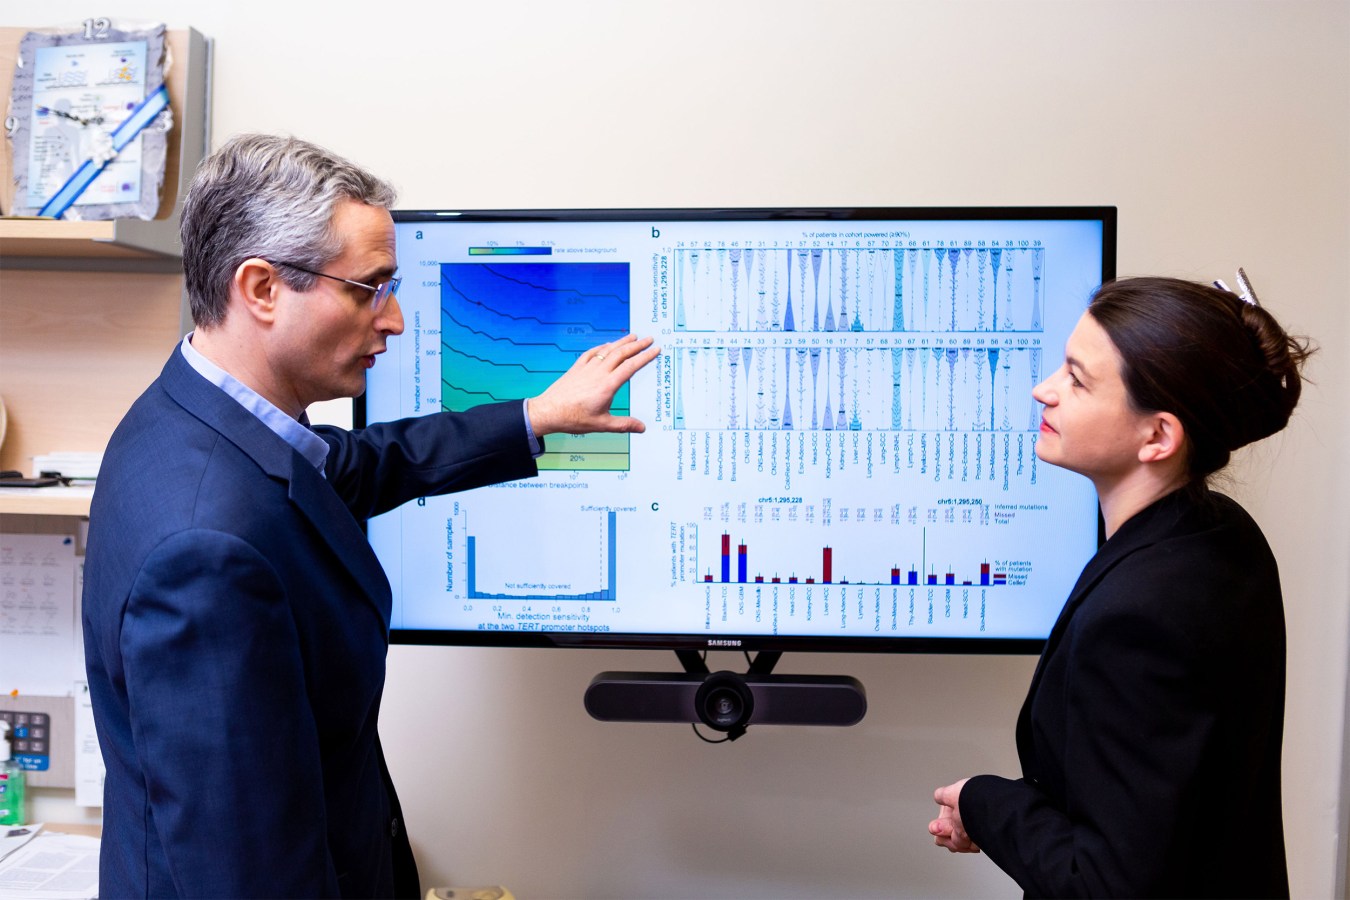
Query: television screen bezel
357,205,1116,655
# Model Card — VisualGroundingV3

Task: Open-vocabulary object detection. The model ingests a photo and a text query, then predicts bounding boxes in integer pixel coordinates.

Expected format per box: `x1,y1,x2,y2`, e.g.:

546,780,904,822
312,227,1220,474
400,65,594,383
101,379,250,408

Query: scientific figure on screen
81,132,659,898
928,273,1312,898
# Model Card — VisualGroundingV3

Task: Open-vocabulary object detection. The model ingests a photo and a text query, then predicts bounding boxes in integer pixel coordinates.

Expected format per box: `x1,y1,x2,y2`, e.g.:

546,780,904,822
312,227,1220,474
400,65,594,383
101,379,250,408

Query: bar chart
697,526,1025,589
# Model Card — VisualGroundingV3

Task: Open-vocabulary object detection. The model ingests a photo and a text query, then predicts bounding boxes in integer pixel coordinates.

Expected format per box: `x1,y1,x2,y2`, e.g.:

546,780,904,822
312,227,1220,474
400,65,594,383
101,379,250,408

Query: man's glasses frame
270,260,401,312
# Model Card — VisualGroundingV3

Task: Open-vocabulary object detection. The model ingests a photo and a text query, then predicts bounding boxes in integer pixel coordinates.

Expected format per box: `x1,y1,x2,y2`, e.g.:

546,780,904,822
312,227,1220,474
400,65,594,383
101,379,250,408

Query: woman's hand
929,778,981,853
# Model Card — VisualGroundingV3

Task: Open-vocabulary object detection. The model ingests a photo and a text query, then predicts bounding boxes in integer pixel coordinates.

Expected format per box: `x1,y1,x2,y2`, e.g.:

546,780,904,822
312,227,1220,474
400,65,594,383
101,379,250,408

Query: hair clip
1235,268,1260,306
1213,268,1260,306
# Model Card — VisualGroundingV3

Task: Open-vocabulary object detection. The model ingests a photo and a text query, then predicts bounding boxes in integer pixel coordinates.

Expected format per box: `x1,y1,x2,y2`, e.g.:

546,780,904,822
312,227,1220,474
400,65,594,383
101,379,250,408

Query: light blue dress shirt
180,334,330,473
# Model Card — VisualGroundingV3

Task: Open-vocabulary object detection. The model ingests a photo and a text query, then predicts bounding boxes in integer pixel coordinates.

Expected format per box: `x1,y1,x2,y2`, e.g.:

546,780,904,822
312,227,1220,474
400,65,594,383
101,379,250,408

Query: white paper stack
30,454,102,482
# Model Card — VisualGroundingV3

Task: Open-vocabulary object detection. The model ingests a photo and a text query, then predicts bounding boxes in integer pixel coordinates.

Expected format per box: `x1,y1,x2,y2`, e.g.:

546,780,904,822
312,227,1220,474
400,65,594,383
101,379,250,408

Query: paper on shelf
0,534,81,696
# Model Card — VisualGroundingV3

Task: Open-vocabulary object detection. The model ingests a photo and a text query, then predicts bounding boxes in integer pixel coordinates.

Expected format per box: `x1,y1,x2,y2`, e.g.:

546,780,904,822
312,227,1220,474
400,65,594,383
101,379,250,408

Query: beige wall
9,2,1347,896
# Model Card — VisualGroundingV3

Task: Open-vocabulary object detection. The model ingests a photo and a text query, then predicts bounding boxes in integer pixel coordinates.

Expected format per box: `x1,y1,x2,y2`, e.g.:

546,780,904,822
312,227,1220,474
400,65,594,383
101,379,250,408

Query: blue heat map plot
441,262,632,470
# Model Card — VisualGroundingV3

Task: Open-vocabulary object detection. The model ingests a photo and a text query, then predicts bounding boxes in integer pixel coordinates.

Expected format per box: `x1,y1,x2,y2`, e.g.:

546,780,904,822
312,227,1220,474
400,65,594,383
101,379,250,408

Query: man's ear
232,258,282,324
1138,411,1185,464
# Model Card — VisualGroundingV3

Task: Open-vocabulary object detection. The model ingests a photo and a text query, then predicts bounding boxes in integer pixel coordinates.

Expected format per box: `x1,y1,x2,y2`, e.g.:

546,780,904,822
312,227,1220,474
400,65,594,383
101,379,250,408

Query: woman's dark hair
1087,276,1314,486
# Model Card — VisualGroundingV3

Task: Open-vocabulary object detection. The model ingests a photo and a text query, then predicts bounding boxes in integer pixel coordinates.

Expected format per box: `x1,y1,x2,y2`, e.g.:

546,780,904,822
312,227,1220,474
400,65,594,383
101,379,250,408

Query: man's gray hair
180,133,397,327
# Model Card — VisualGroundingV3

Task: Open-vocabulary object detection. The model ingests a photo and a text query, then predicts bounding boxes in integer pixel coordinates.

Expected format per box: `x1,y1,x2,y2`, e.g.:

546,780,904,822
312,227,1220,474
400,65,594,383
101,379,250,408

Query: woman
928,273,1313,898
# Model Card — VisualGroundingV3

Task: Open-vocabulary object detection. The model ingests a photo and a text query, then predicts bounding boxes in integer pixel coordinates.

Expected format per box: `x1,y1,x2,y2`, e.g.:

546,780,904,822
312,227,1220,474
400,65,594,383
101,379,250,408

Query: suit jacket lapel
286,463,393,627
158,348,393,629
1019,491,1192,731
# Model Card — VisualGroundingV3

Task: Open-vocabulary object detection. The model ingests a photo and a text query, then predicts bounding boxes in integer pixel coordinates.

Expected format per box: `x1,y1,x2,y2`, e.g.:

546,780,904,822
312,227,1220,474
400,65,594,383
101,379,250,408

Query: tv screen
360,207,1114,654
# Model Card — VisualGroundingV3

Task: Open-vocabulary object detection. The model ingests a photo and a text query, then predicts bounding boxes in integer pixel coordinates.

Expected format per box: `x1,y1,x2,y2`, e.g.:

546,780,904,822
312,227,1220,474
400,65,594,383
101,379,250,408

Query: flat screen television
359,207,1115,658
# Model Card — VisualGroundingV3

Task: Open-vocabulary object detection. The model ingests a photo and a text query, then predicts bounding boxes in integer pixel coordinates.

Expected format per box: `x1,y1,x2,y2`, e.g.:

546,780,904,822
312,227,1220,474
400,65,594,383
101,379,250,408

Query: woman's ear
1138,411,1185,464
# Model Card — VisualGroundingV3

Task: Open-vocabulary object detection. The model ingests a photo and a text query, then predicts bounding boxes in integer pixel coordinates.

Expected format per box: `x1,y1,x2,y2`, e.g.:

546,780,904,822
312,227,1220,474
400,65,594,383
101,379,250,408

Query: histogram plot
441,262,632,470
468,510,618,602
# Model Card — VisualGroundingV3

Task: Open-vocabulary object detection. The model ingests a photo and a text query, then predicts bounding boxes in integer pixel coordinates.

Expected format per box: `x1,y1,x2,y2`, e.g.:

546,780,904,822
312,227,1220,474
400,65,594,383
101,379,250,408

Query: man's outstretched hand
526,335,661,436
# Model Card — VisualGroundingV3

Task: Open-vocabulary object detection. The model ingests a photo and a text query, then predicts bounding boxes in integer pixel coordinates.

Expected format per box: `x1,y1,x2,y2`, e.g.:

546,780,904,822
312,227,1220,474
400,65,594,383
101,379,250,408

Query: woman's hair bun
1088,276,1314,483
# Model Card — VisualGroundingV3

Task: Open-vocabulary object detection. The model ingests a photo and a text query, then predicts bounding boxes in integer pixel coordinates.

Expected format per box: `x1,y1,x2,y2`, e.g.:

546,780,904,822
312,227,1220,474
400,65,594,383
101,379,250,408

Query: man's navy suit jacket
83,347,537,897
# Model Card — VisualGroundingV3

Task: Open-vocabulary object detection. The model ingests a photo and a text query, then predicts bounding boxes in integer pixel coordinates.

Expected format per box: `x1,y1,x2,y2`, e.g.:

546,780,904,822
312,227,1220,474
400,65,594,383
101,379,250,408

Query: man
81,133,659,898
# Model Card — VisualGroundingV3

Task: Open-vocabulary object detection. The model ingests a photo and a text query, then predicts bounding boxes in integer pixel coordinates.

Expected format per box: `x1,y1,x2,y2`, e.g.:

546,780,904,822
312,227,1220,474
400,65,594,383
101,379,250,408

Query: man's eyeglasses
270,260,401,313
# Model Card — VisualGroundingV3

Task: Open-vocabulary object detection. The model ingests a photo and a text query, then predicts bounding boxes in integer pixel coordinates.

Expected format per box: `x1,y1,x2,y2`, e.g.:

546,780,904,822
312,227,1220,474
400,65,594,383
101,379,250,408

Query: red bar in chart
700,531,1010,587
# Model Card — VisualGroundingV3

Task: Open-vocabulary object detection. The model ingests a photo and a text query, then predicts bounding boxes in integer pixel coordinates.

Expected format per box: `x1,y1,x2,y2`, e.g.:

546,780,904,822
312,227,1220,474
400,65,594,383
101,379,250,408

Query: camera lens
695,671,754,732
705,688,742,727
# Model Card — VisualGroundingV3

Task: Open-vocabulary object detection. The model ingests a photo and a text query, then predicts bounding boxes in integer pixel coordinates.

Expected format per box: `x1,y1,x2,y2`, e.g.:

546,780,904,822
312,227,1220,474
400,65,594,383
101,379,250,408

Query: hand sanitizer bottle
0,720,25,826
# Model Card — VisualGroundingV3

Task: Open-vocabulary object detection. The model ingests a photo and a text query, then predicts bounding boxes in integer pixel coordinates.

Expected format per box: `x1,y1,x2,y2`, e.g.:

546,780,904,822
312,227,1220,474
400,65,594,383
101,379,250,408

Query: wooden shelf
0,217,181,262
0,25,210,519
0,27,211,267
0,486,94,517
